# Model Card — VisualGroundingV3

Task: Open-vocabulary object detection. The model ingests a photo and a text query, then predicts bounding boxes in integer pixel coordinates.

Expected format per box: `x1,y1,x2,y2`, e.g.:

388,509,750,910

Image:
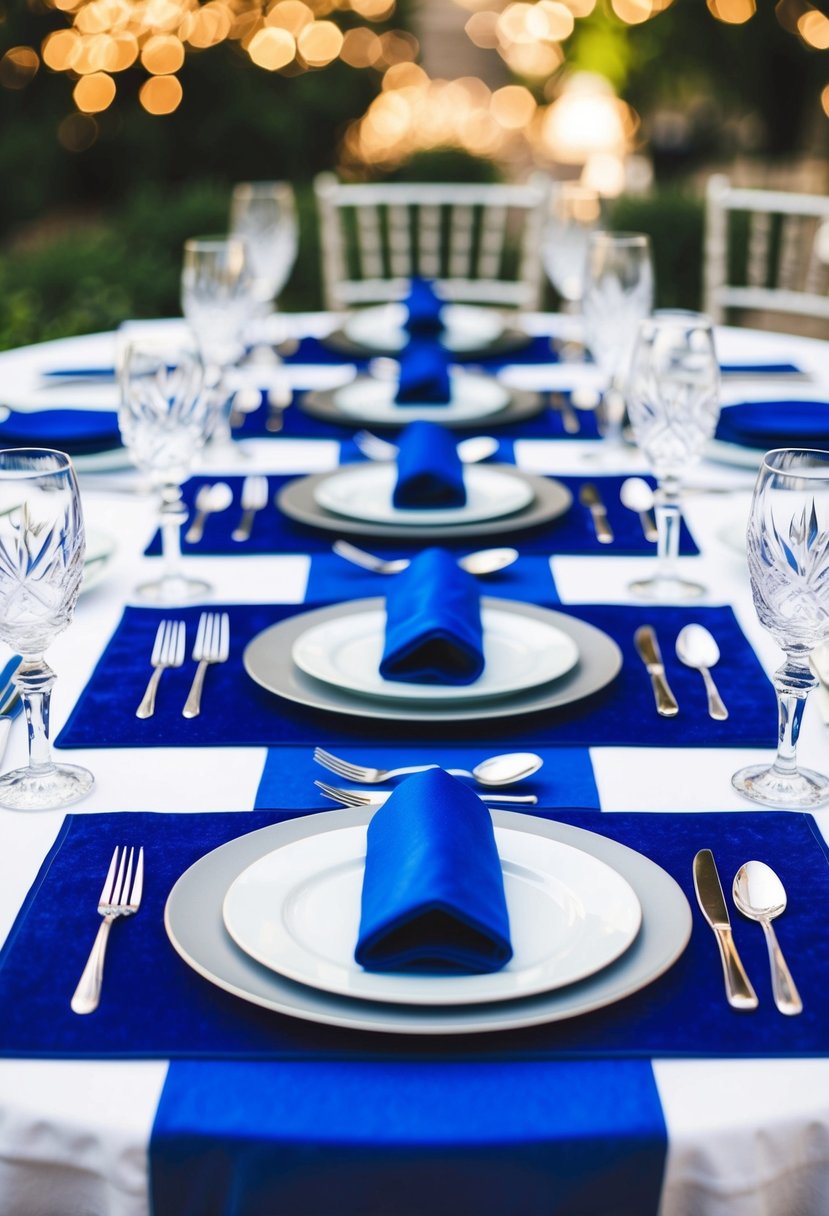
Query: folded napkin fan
380,548,485,685
403,277,445,337
395,338,452,405
355,767,513,974
393,420,466,509
716,399,829,450
0,408,122,456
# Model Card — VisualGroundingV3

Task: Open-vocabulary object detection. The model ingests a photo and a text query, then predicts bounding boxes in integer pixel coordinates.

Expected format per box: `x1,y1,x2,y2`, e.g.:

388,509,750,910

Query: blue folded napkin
379,548,484,685
0,409,122,456
716,400,829,450
355,768,512,974
720,361,801,376
392,421,466,508
395,338,452,405
403,278,445,337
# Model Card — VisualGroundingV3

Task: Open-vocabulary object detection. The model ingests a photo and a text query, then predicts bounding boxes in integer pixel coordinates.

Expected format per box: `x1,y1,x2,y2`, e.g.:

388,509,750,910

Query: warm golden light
140,33,185,73
0,46,40,89
541,73,629,164
42,28,80,71
297,19,343,65
822,83,829,118
266,1,314,35
339,26,382,66
798,9,829,48
73,70,116,111
502,40,563,77
536,1,576,40
708,0,756,23
465,10,499,49
247,26,296,69
138,72,182,112
490,83,536,129
611,0,655,24
57,112,99,150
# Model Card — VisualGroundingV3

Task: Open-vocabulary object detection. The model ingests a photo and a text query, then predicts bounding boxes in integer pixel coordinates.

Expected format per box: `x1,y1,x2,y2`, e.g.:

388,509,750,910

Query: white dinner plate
291,605,579,703
222,823,642,1006
333,370,510,424
313,463,534,527
343,303,505,354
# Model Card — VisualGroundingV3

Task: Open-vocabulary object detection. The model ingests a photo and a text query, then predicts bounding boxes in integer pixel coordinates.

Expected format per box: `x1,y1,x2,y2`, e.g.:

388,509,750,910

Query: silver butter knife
579,482,614,544
693,849,758,1011
634,625,679,717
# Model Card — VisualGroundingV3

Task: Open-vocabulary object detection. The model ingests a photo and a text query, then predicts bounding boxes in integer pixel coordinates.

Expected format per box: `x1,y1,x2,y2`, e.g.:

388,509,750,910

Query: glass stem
17,658,56,775
654,478,683,583
159,484,187,592
600,375,626,447
771,657,815,778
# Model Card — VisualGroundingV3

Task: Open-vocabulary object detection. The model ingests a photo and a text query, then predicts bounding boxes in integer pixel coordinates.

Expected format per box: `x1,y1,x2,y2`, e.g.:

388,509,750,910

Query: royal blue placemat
55,602,774,751
254,745,598,810
1,808,826,1059
303,553,560,605
144,474,697,558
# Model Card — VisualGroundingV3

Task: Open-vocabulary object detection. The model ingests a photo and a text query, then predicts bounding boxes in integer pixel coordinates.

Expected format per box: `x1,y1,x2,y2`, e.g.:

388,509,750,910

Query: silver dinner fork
182,612,230,719
135,620,186,719
232,476,268,542
70,845,144,1015
332,540,410,575
353,430,402,462
314,781,538,807
315,746,469,783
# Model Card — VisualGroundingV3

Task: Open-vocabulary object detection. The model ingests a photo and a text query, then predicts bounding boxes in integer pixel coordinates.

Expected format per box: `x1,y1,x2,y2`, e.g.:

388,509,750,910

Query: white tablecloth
1,315,829,1215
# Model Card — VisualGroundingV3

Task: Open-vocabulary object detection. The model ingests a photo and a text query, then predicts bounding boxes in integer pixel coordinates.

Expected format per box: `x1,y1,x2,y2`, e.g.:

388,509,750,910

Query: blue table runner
54,602,776,751
144,474,697,557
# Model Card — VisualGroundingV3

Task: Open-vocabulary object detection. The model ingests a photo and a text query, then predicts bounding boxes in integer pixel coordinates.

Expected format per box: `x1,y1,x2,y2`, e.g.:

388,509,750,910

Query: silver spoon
314,746,543,787
355,430,499,465
675,624,729,720
733,861,802,1016
332,539,519,577
620,478,658,543
184,481,233,544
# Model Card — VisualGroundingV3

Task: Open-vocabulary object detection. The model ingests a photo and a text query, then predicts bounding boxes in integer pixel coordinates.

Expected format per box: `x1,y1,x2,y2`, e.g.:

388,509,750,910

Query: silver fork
70,845,144,1015
315,746,471,782
135,620,186,719
232,476,268,542
353,430,496,464
353,430,401,461
182,612,230,719
332,540,410,575
314,781,537,807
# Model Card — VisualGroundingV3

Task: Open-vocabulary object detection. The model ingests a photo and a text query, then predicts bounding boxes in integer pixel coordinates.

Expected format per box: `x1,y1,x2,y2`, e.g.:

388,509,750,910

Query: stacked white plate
343,303,506,354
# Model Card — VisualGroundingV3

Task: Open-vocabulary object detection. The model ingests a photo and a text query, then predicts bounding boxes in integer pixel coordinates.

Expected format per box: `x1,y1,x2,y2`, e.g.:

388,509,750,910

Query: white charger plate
313,463,534,527
222,823,642,1007
291,605,579,703
333,370,509,424
343,303,505,354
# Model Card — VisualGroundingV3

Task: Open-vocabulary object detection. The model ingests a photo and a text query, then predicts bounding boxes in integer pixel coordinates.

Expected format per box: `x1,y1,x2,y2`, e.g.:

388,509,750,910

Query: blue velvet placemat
151,1057,666,1216
254,745,599,810
144,474,697,558
54,602,774,751
304,553,560,605
1,808,827,1059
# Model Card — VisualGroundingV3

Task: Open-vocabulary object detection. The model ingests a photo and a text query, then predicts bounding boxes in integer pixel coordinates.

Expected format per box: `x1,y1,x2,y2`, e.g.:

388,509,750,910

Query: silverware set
314,780,539,808
634,623,728,719
313,748,543,807
332,539,519,578
693,849,801,1015
184,478,270,545
136,613,229,719
354,430,499,465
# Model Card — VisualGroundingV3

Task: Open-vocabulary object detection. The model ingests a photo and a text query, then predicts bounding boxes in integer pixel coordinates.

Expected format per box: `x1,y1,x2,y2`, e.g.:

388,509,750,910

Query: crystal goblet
626,310,721,601
0,449,94,810
118,342,217,605
230,181,298,320
541,182,602,360
733,448,829,808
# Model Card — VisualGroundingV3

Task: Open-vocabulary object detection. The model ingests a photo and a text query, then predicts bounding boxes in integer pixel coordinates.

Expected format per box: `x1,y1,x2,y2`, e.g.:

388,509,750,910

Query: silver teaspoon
185,482,234,544
675,624,729,720
733,861,803,1015
620,478,658,543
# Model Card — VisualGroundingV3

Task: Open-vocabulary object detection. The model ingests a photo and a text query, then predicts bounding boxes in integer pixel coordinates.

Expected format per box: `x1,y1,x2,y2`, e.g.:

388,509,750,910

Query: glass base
628,575,706,602
0,762,94,810
731,762,829,809
134,575,211,605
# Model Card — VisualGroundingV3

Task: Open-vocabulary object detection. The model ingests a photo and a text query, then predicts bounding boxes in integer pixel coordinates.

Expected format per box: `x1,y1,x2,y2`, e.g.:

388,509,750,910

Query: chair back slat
447,204,475,278
355,204,384,282
387,203,413,279
417,203,442,279
476,205,507,280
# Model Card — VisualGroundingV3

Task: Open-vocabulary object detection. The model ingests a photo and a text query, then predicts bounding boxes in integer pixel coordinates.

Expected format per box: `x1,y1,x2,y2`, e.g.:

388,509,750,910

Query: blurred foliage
610,191,705,311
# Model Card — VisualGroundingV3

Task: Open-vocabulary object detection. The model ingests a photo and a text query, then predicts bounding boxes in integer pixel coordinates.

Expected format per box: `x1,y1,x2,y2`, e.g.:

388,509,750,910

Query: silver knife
693,849,758,1010
634,625,679,717
579,482,614,544
550,391,580,435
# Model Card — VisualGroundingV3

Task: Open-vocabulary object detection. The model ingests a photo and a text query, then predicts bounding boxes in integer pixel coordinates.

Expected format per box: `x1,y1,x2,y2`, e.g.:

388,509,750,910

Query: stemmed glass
733,448,829,809
541,182,602,358
581,231,654,448
118,342,217,605
0,449,94,809
181,235,256,453
626,310,721,601
230,181,298,324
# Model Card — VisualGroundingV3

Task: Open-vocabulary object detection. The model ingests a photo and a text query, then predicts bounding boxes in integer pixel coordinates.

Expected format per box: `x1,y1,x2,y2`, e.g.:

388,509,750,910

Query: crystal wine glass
181,235,256,453
541,182,602,358
733,448,829,808
230,181,298,319
0,449,94,809
119,342,217,605
626,310,721,601
581,231,654,448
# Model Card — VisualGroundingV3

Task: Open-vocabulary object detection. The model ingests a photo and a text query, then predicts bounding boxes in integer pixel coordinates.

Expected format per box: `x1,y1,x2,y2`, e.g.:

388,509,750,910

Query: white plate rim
222,822,643,1006
343,303,505,353
333,369,510,423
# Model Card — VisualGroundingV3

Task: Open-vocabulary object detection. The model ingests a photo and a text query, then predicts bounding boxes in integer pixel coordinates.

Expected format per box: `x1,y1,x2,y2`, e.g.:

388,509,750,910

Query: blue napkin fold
716,400,829,450
392,421,466,508
355,768,512,974
403,279,445,337
395,339,452,405
720,362,801,376
380,548,484,685
0,409,122,456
